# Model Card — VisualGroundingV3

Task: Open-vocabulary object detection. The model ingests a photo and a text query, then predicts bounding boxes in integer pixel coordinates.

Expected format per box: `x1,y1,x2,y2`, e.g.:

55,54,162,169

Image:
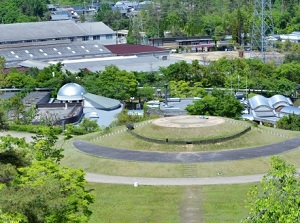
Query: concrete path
86,167,300,185
85,172,266,185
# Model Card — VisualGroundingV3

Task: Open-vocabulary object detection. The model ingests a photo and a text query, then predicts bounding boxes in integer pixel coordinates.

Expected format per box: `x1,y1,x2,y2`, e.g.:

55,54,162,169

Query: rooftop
105,44,168,55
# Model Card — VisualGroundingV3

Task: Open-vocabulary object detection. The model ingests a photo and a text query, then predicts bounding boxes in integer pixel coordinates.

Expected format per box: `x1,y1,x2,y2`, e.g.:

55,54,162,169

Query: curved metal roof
83,93,121,111
57,83,86,101
270,94,293,107
279,106,300,115
248,95,272,110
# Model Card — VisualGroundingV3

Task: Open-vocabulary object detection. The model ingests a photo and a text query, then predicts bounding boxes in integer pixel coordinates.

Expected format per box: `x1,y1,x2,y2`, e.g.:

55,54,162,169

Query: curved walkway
73,136,300,162
85,172,266,185
3,131,299,185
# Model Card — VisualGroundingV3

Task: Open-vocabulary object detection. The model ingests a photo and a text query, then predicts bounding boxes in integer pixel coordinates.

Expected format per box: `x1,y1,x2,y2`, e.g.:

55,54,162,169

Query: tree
0,100,8,130
0,133,94,222
277,113,300,131
0,160,94,223
95,65,138,101
136,85,155,102
243,156,300,223
186,89,244,118
8,96,25,122
31,128,64,163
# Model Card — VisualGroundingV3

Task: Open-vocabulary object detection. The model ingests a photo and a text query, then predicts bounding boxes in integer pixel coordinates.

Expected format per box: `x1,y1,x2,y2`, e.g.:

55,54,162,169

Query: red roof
105,44,167,55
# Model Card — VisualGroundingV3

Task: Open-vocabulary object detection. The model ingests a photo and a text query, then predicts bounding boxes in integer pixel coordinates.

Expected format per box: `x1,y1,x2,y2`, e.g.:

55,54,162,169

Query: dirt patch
179,186,204,223
152,115,225,128
171,51,240,62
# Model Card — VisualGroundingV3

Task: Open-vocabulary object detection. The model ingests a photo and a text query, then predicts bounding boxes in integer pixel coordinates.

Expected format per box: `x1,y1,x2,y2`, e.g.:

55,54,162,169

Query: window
82,36,89,41
106,34,113,39
93,35,100,40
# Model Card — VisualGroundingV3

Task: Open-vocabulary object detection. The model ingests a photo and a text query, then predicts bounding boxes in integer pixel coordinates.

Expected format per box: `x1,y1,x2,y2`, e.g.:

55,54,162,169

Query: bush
277,114,300,131
111,109,148,126
64,118,100,136
8,124,62,134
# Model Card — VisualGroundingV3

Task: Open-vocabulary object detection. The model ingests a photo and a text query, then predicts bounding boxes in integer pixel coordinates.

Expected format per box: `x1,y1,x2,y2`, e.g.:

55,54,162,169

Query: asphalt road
74,136,300,185
2,131,298,185
73,136,300,163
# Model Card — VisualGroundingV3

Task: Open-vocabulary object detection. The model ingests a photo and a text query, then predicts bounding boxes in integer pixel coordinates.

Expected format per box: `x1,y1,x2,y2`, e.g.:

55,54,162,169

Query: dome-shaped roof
57,83,86,101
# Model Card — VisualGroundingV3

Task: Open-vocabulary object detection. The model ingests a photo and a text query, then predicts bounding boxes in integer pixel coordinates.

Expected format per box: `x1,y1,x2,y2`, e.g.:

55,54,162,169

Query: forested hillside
1,0,300,44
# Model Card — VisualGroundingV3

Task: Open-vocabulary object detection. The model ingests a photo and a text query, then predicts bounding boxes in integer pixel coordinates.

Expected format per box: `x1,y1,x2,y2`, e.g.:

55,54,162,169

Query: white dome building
57,83,86,102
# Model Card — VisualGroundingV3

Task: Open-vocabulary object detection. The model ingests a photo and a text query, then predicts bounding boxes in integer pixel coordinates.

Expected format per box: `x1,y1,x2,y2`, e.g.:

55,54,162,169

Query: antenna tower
250,0,276,63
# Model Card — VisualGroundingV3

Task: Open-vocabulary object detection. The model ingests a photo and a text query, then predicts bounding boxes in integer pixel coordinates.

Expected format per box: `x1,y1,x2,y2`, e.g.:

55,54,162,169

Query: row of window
0,34,115,45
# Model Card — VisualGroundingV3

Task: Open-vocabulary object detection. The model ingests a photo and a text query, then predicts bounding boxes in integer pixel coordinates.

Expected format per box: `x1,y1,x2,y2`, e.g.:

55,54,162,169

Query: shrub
8,124,62,134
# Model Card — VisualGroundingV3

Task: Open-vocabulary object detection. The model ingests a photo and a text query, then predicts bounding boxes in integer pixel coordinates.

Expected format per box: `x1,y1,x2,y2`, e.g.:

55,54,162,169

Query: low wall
148,108,187,117
128,126,251,145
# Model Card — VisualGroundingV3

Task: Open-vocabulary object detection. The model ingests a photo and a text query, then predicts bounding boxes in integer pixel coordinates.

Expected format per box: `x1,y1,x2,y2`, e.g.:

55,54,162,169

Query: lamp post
238,75,240,94
164,83,168,107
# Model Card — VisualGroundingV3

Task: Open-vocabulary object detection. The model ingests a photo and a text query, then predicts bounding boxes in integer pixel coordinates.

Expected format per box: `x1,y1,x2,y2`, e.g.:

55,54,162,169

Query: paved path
86,168,300,185
73,136,300,162
85,172,266,185
1,131,298,185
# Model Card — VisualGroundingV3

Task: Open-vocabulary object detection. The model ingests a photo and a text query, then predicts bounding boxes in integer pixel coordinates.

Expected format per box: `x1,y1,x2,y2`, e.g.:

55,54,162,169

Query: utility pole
250,0,276,63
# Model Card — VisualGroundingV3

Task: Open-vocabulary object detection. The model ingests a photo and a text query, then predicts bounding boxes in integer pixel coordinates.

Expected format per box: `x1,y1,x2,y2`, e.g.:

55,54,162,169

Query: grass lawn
202,183,255,222
86,183,183,223
81,124,300,152
133,119,249,140
86,183,254,223
59,122,300,178
58,119,299,222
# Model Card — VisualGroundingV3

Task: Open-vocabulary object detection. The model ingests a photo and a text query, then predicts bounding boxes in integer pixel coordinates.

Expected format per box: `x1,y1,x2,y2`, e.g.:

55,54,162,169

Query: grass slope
60,123,300,178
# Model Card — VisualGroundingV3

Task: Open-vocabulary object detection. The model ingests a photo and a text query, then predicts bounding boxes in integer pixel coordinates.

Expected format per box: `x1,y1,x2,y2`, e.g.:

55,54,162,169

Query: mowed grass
83,123,300,152
60,124,300,178
86,183,183,223
134,119,249,140
201,183,254,222
86,183,254,223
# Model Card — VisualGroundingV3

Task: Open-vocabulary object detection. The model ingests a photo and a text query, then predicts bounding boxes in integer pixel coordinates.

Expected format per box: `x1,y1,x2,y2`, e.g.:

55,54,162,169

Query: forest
1,0,300,45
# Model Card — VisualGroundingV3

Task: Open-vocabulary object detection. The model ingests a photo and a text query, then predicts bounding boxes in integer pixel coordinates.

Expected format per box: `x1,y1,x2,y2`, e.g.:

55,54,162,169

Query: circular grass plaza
66,115,300,178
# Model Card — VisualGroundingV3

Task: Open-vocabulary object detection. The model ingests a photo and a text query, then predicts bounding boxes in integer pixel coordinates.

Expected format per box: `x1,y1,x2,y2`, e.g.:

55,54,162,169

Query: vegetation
59,124,300,179
0,132,94,222
243,156,300,223
133,119,249,140
277,113,300,131
186,89,245,118
64,118,100,137
87,183,182,223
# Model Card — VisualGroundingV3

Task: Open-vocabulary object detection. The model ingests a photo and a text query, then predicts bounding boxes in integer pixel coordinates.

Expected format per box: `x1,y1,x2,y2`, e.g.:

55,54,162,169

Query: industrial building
243,94,300,126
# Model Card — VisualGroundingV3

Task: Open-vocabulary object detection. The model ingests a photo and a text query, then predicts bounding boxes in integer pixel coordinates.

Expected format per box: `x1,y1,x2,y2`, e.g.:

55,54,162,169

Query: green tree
78,118,100,133
31,128,64,163
136,85,156,102
0,160,94,223
277,113,300,131
243,156,300,223
5,68,35,88
8,96,25,123
95,65,138,101
0,133,94,222
186,89,244,118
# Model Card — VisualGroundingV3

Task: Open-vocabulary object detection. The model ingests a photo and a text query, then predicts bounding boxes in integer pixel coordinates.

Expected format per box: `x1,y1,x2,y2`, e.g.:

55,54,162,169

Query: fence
128,126,251,145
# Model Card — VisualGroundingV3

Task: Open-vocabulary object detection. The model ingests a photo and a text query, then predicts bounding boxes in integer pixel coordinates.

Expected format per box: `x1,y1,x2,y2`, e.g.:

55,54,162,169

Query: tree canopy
243,156,300,223
0,133,94,222
186,89,245,118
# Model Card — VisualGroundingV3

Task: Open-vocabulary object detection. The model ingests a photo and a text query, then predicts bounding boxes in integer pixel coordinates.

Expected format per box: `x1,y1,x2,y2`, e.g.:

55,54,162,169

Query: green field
58,118,300,222
60,122,300,178
86,183,254,223
133,119,249,140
